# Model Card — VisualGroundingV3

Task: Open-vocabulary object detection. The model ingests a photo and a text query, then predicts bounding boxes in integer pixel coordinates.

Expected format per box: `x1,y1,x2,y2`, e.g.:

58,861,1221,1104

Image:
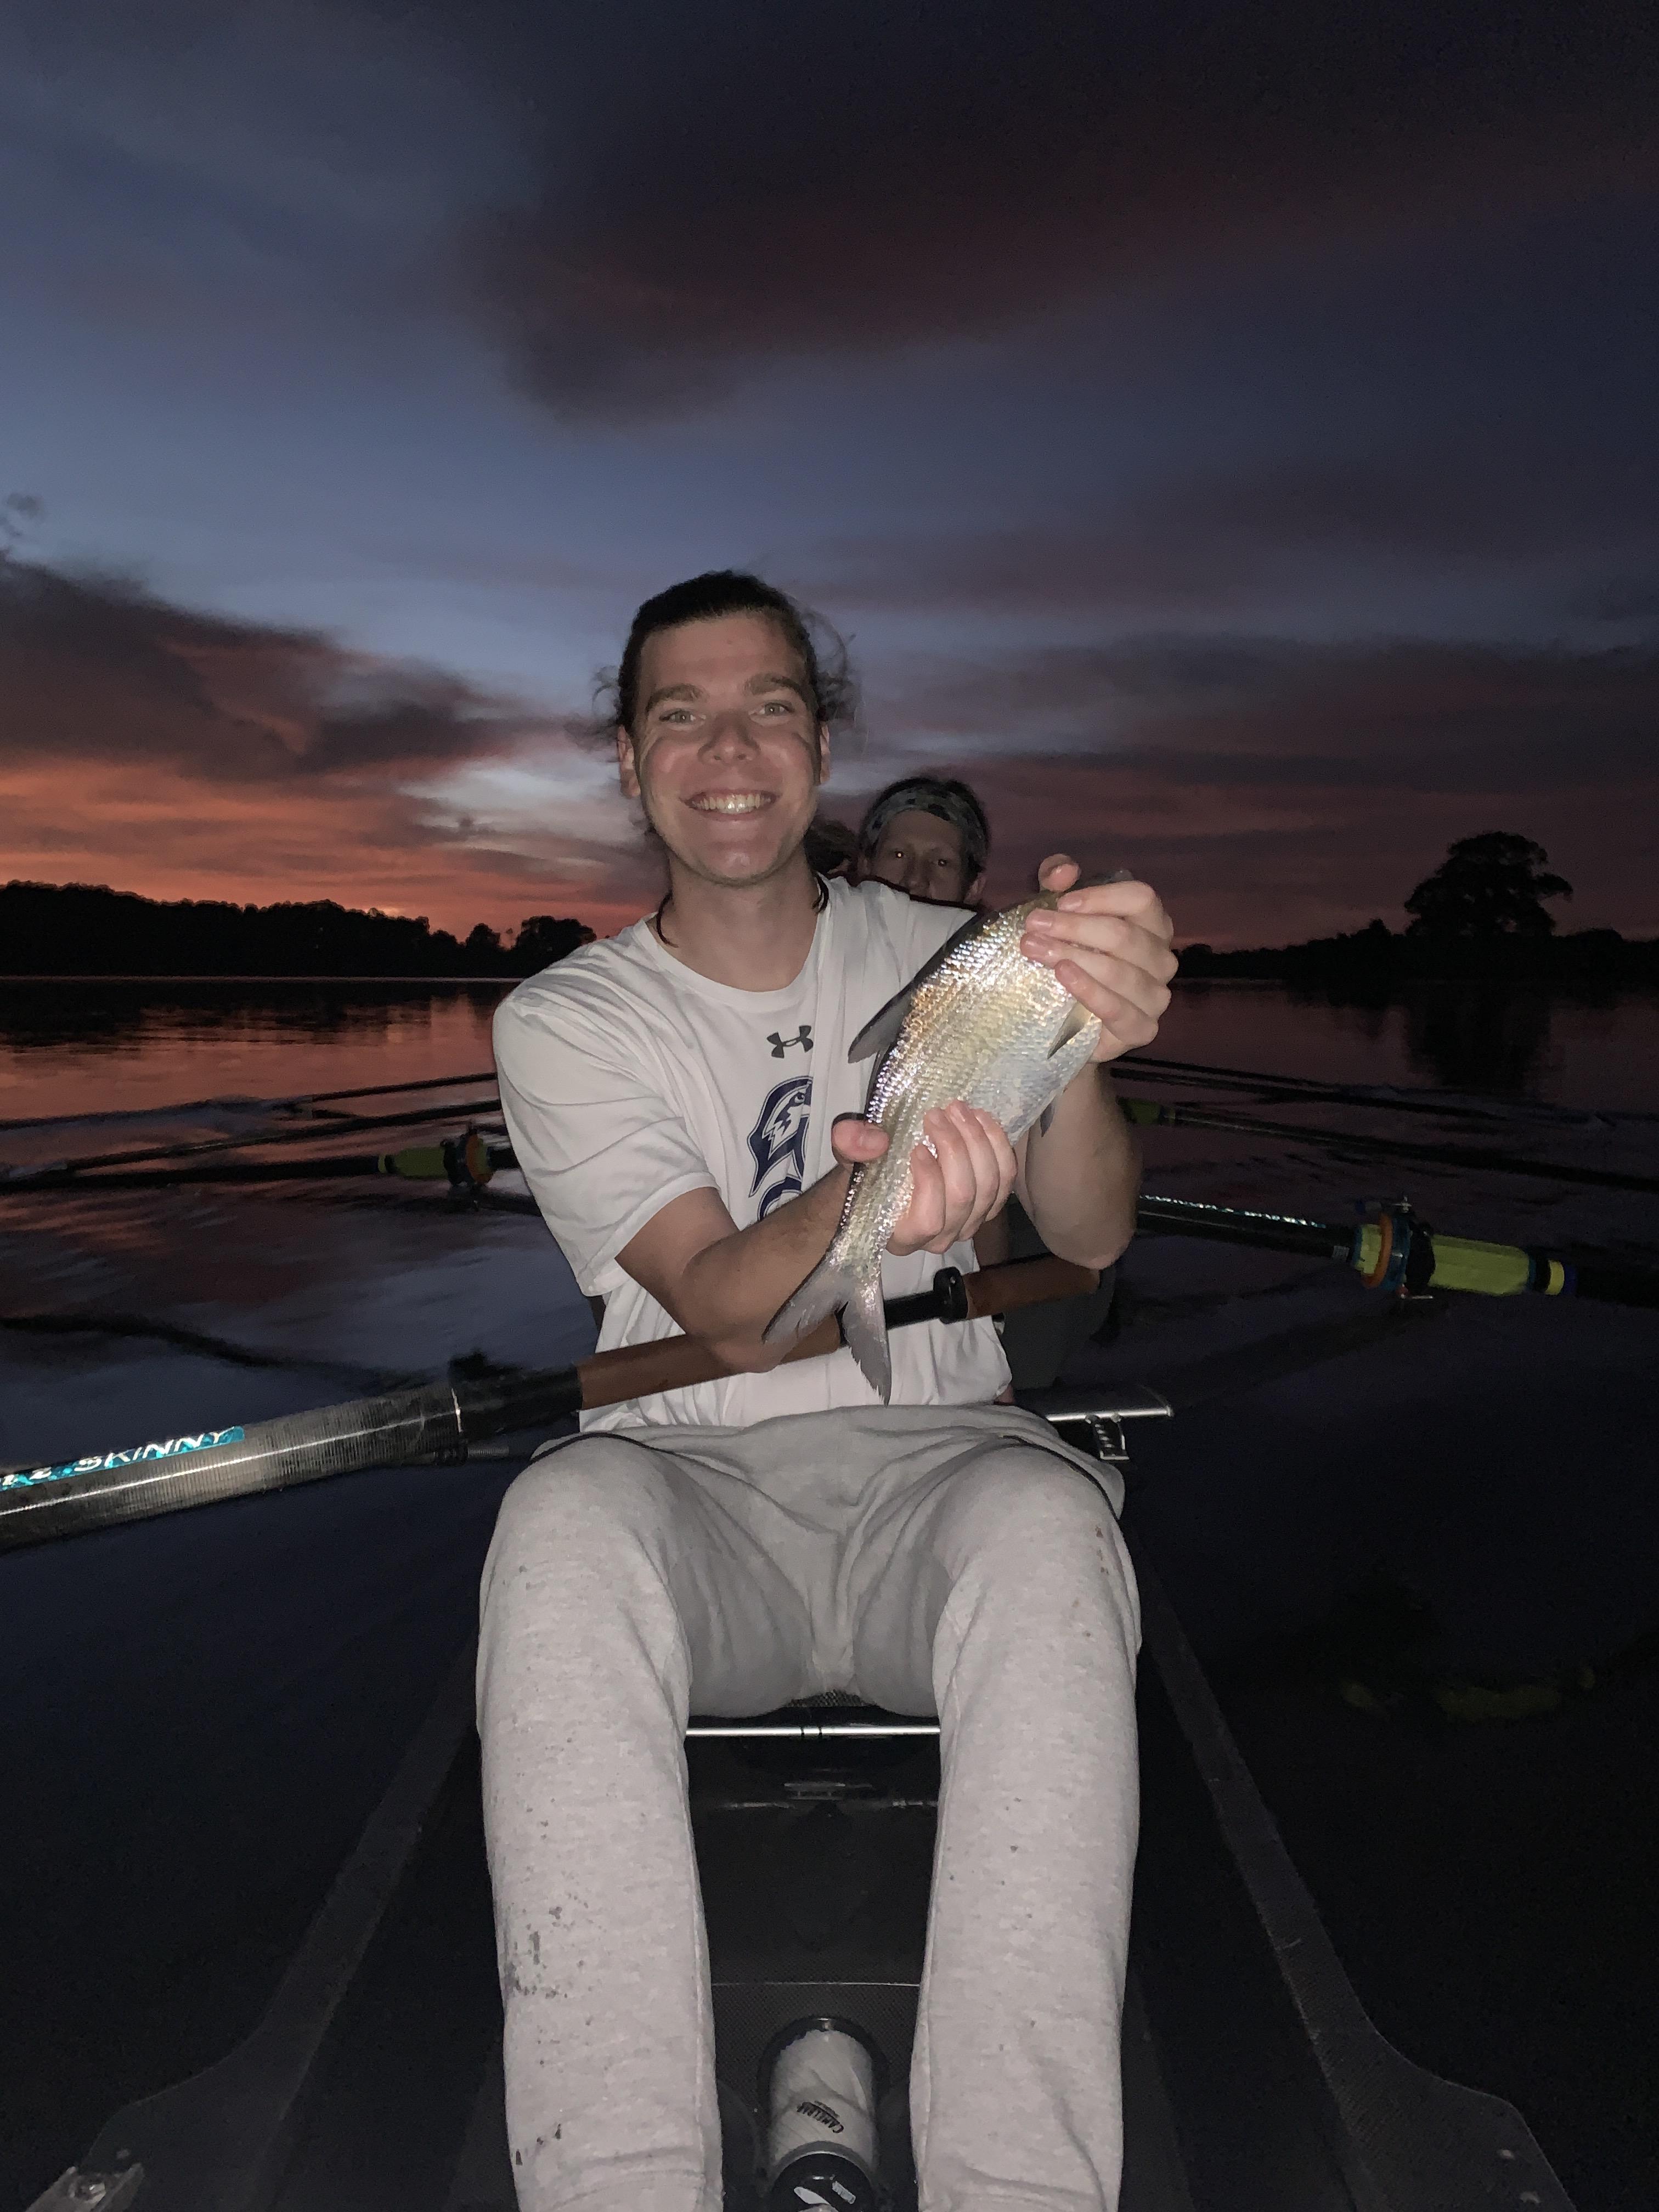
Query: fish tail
839,1268,890,1403
763,1238,892,1403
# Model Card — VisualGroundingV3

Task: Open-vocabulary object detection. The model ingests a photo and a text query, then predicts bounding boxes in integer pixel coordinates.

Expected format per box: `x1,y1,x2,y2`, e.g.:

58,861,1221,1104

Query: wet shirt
494,877,1011,1430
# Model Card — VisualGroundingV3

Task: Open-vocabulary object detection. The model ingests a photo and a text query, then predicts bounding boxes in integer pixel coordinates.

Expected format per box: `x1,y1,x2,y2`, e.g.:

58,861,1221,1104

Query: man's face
861,806,982,906
617,612,828,890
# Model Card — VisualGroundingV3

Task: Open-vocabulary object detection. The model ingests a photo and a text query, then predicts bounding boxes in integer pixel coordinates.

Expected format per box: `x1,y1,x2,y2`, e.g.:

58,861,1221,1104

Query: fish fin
846,985,916,1066
1027,1013,1103,1142
762,1238,853,1348
1042,1020,1103,1118
847,911,983,1062
762,1240,892,1402
1046,997,1093,1059
840,1269,892,1403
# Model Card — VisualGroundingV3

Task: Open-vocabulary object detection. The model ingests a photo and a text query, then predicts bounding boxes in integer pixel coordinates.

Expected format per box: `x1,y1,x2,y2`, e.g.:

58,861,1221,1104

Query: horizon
8,855,1645,963
4,5,1657,947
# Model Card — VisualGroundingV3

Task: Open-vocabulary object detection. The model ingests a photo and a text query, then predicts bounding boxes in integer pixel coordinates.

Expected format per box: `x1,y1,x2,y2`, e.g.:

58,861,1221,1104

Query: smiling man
483,571,1177,2212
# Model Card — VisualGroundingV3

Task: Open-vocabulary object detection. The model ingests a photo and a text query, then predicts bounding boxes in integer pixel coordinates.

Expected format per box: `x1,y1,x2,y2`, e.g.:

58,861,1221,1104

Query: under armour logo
768,1025,814,1057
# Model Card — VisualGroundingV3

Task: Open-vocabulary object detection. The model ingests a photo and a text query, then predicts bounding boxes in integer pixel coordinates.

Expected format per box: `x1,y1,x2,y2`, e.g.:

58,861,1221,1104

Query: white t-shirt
494,877,1011,1430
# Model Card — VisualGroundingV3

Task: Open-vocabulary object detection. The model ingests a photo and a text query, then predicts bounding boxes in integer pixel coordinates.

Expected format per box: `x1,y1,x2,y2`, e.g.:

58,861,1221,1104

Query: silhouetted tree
0,883,598,975
512,915,595,972
1404,833,1572,938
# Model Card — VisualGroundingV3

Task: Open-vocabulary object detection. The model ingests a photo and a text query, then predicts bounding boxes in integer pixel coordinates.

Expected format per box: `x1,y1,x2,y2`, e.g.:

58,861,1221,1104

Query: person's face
617,612,828,890
861,806,983,906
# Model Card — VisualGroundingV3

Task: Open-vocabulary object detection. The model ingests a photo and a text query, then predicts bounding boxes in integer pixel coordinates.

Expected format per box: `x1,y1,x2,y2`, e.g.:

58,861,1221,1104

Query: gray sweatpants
476,1402,1141,2212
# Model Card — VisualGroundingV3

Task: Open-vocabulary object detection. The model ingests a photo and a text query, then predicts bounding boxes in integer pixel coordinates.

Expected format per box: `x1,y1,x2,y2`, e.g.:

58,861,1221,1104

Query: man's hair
856,774,991,888
603,570,855,736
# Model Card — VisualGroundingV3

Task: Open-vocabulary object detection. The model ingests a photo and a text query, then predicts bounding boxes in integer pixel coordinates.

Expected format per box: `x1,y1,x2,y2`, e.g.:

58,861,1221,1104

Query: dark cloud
951,745,1654,946
844,630,1659,938
881,630,1659,788
463,0,1659,419
0,560,557,780
802,441,1659,619
1571,578,1659,626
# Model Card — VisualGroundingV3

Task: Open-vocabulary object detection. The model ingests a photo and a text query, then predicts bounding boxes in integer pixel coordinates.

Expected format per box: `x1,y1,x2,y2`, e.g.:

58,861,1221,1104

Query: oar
1120,1097,1659,1197
6,1133,506,1195
1118,1058,1610,1129
1122,1051,1632,1125
0,1254,1096,1551
0,1068,500,1136
1137,1193,1659,1307
35,1129,1659,1309
0,1097,504,1193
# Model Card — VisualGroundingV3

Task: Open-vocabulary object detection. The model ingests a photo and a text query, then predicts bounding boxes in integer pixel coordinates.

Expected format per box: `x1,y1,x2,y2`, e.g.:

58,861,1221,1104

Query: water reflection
6,976,1658,1124
0,979,505,1057
1272,977,1560,1094
1401,984,1555,1095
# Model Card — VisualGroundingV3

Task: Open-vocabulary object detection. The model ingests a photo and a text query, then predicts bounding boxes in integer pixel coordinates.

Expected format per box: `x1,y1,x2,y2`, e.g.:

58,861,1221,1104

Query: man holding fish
484,571,1178,2212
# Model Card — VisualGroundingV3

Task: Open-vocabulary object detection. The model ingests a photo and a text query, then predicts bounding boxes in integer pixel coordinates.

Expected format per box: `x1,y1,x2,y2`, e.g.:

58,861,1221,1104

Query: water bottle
761,2016,883,2212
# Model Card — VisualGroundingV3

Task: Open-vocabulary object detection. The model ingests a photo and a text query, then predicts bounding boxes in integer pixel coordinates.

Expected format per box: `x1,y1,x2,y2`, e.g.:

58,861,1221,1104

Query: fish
763,890,1103,1400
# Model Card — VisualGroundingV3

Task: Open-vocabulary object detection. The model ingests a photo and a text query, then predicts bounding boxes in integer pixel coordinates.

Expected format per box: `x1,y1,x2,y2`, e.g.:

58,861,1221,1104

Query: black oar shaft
26,1136,504,1194
1136,1194,1349,1261
1137,1193,1659,1309
0,1098,502,1191
0,1385,473,1550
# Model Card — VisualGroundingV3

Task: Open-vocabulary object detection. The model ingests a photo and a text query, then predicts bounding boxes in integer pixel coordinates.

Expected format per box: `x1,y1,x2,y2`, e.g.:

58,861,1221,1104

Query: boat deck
37,1515,1573,2212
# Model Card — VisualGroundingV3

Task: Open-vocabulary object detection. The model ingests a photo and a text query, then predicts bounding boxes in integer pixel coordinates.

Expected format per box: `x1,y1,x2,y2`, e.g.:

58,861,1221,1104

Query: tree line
1180,833,1658,984
3,835,1649,983
0,881,595,977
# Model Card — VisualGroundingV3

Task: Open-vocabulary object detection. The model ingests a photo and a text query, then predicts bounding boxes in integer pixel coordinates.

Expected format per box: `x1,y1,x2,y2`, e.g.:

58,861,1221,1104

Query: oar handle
964,1253,1097,1318
571,1254,1099,1413
573,1317,841,1409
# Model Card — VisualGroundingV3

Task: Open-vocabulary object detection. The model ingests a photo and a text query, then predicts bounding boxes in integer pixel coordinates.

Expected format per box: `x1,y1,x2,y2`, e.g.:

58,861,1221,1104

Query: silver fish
763,891,1102,1400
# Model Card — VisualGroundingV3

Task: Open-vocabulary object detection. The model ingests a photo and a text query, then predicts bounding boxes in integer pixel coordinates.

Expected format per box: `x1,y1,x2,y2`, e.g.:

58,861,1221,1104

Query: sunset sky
4,0,1657,945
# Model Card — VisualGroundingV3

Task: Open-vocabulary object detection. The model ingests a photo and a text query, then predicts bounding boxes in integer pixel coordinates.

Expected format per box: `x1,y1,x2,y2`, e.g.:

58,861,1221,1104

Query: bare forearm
676,1166,850,1367
1018,1065,1139,1269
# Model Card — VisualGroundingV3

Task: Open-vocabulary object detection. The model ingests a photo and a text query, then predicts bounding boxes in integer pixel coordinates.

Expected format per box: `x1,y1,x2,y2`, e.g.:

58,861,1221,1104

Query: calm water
0,979,506,1124
4,974,1659,1121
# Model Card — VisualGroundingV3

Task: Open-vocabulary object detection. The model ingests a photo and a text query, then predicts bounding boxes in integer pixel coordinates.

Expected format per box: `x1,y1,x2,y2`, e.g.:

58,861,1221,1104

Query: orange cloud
0,561,656,937
8,560,1656,950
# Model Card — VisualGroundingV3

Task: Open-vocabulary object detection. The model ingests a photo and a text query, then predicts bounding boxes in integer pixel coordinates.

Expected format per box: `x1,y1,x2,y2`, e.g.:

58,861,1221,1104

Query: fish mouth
687,791,775,816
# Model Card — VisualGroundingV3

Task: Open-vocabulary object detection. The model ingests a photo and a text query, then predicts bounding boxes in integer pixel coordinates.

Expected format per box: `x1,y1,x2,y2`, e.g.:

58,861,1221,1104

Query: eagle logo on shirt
748,1075,812,1219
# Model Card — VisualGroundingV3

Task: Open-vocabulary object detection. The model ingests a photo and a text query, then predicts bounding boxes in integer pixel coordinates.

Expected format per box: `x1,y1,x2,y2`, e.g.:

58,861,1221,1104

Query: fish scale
764,893,1102,1400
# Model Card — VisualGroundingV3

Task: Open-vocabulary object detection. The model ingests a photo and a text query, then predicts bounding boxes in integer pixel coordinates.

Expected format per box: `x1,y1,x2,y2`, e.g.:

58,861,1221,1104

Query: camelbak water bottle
761,2017,883,2212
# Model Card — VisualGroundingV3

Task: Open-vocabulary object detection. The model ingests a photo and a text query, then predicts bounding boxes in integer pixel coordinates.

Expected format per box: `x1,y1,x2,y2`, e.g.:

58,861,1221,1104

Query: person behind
484,569,1177,2212
854,772,990,907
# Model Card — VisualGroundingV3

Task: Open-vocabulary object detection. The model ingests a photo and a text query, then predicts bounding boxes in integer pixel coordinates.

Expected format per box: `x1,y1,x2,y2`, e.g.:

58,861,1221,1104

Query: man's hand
832,1104,1017,1257
1019,856,1177,1062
